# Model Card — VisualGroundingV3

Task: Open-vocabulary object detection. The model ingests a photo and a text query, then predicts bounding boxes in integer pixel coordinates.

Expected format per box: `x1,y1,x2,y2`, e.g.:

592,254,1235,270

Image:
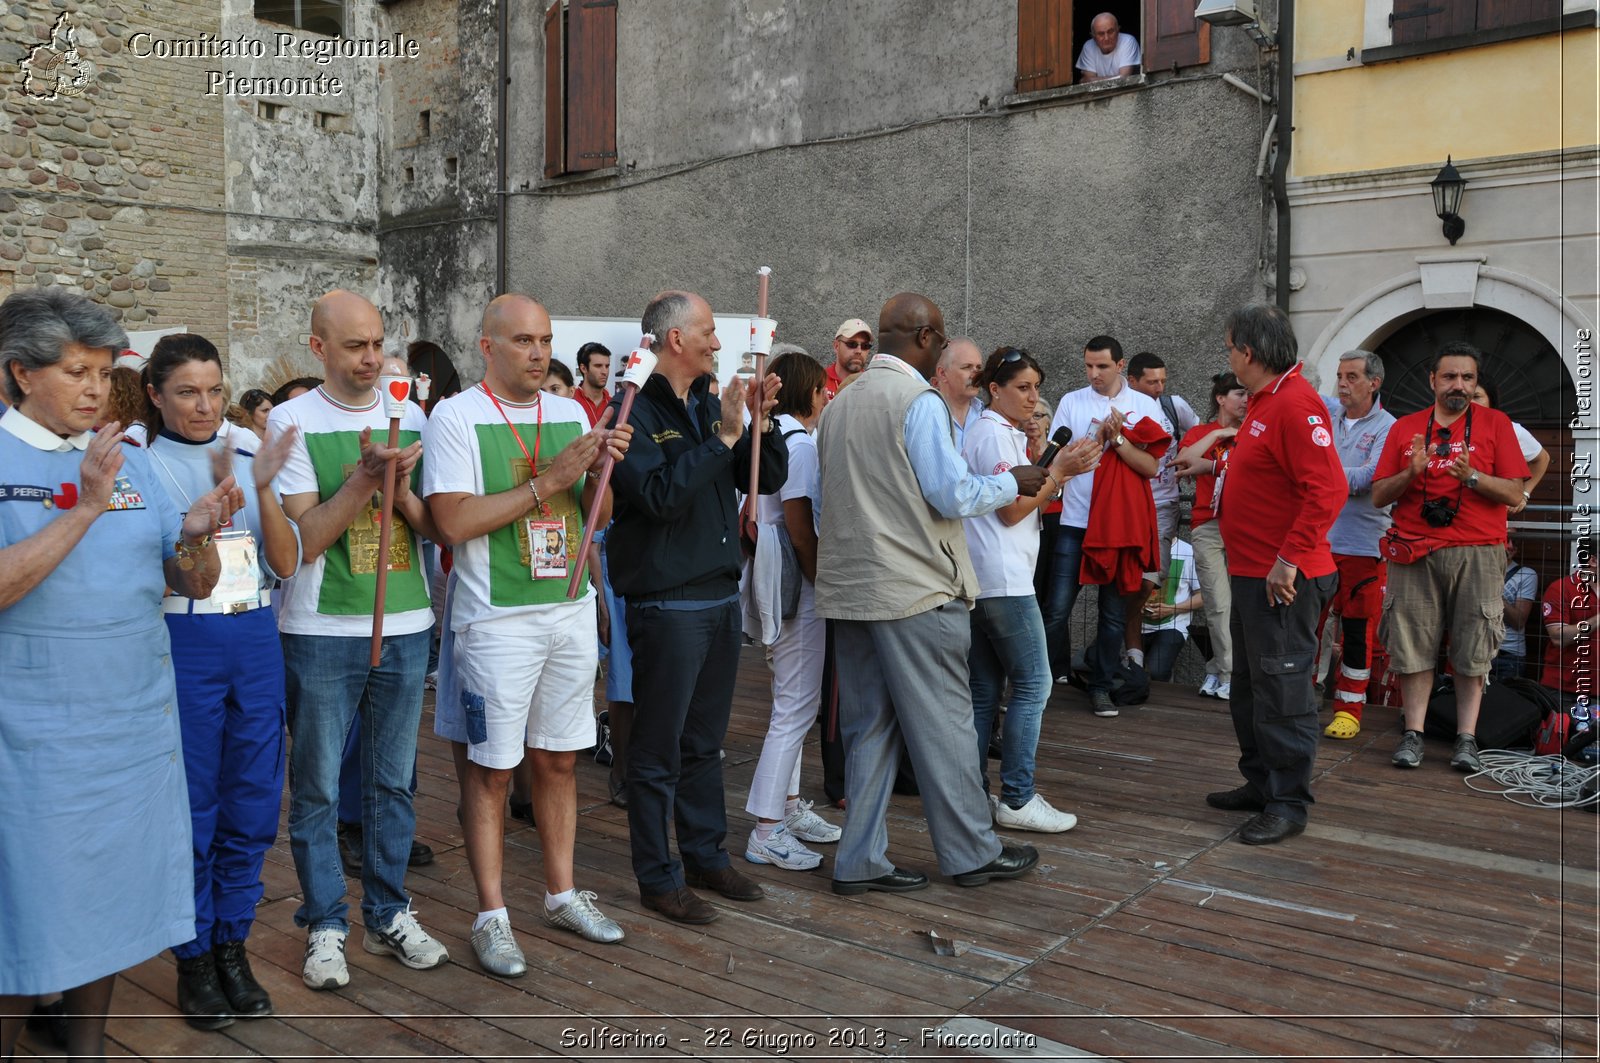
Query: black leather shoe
1206,786,1267,812
409,840,435,867
608,774,629,809
176,952,234,1030
213,941,273,1018
640,886,719,924
684,864,765,901
952,844,1039,887
831,867,929,895
1238,812,1305,845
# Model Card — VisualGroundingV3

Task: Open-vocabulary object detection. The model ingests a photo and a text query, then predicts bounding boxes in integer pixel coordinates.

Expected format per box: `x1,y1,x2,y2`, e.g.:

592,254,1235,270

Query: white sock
753,822,776,842
783,797,799,817
1126,648,1144,667
473,907,507,931
545,889,574,911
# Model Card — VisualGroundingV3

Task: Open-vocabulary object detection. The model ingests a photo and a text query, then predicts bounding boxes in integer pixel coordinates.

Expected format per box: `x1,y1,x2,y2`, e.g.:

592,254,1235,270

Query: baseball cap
114,348,147,372
834,318,873,341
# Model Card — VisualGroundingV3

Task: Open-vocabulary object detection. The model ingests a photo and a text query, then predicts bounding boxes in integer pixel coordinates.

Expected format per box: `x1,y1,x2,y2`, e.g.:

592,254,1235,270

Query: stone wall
0,0,227,347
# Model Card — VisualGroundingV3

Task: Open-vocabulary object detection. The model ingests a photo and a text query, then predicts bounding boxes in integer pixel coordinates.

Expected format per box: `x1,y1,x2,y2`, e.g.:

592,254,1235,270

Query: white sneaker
745,824,823,870
470,914,526,977
1214,680,1231,700
423,671,438,690
363,907,449,970
303,928,349,990
783,799,841,843
994,793,1078,834
1199,674,1221,698
988,793,1000,821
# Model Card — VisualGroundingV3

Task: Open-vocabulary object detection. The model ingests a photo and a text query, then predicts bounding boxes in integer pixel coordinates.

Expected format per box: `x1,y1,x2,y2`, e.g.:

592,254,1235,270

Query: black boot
213,941,273,1018
175,951,234,1030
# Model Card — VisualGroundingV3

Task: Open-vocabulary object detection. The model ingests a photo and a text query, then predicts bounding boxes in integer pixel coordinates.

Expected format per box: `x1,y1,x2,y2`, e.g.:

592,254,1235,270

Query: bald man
267,289,450,991
423,294,632,973
931,336,984,451
816,292,1048,894
1077,13,1141,82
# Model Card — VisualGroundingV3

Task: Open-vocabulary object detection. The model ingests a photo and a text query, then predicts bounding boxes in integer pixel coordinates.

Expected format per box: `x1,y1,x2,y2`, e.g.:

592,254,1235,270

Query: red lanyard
481,383,547,513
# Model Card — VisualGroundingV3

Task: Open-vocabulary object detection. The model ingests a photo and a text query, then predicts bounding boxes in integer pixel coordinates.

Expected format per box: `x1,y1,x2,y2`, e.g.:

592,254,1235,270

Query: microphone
1036,426,1073,468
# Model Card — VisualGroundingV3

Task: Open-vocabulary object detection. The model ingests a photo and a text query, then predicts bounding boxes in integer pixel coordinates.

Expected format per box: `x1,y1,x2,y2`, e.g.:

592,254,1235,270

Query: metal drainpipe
495,0,509,295
1272,0,1294,312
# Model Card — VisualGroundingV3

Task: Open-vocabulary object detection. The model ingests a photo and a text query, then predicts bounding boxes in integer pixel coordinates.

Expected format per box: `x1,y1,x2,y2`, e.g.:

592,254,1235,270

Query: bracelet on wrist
528,477,544,512
174,534,212,571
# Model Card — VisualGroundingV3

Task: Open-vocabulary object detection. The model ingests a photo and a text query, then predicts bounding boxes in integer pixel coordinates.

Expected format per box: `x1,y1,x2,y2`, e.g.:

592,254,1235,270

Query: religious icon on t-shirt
528,518,567,580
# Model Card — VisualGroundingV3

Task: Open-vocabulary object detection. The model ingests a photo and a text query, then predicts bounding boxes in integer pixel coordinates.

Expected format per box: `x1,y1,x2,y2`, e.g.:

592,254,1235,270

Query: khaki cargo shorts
1380,543,1504,678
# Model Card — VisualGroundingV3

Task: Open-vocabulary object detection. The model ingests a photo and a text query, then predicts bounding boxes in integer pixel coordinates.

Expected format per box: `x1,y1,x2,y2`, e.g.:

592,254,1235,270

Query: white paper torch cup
748,317,776,356
619,347,658,390
378,373,412,418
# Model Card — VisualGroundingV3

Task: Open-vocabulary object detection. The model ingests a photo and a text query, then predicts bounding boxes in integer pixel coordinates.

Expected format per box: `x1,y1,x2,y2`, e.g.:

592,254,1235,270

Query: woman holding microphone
963,348,1098,833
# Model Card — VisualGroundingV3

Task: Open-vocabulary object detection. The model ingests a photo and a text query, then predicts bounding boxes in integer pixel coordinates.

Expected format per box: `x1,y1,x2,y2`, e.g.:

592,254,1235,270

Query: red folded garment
1080,416,1170,593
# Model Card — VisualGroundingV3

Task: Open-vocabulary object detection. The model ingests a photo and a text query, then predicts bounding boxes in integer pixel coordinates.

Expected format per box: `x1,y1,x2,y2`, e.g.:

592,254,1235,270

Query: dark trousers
1229,571,1337,824
624,600,742,894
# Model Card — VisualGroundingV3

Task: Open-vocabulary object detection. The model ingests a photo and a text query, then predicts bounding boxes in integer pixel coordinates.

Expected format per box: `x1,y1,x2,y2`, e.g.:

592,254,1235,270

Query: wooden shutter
1143,0,1210,72
1016,0,1074,92
1391,0,1475,44
543,1,563,178
1477,0,1559,30
565,0,618,173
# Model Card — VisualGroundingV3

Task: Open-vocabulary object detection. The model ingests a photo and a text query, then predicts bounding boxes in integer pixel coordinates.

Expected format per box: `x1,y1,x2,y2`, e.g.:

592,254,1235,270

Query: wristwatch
1465,472,1481,490
1110,434,1125,449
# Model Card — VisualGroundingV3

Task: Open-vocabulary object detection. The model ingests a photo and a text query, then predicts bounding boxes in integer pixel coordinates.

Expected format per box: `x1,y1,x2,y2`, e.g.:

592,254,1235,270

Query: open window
544,0,618,178
1015,0,1208,93
254,0,343,37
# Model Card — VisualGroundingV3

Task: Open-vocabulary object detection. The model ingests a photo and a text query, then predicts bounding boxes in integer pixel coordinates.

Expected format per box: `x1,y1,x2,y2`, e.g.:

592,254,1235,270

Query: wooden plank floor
18,645,1598,1061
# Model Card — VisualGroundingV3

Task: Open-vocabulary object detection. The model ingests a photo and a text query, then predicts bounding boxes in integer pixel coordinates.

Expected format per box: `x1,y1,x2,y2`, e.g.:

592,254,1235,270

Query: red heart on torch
53,483,78,509
388,380,410,401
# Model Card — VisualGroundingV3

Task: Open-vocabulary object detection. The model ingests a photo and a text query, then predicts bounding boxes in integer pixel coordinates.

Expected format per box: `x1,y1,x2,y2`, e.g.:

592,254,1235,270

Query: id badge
208,530,260,609
528,518,568,580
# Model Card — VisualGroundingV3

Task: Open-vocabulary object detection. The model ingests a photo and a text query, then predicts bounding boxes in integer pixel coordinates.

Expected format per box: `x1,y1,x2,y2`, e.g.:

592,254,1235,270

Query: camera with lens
1420,497,1457,528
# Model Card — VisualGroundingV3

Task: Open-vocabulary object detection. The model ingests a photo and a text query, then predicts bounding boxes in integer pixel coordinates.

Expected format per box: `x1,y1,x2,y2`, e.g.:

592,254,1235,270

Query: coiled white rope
1461,750,1600,808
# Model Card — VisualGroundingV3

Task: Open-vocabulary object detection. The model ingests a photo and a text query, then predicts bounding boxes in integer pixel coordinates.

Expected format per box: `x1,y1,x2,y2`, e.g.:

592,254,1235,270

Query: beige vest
814,360,979,621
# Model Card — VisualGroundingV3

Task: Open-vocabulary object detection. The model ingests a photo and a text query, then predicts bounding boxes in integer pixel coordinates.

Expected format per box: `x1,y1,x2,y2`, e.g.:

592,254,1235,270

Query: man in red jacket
1208,304,1346,845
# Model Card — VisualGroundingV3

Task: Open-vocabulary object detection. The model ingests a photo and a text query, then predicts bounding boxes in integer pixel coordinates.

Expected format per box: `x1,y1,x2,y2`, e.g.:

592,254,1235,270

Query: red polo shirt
1215,363,1344,579
1373,403,1528,546
1540,573,1598,696
573,387,610,428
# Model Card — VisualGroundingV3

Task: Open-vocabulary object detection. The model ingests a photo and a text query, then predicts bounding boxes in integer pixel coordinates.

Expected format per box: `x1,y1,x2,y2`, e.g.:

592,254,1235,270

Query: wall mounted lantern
1430,156,1467,245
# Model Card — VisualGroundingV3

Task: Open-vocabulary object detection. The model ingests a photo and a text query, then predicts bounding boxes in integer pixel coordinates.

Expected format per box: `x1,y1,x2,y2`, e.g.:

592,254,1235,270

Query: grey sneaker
363,907,449,970
543,890,625,944
1090,690,1119,717
470,914,526,977
302,928,349,990
1392,730,1424,768
1450,733,1483,773
783,799,841,843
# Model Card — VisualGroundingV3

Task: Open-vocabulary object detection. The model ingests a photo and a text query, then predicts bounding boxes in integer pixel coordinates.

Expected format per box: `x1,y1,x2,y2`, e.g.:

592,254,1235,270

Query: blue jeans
1040,524,1127,691
969,595,1051,808
284,628,429,932
1143,628,1187,682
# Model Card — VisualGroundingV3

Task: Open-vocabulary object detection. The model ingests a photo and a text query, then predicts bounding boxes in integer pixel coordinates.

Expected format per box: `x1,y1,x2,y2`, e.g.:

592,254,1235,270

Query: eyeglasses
918,325,949,351
839,339,872,351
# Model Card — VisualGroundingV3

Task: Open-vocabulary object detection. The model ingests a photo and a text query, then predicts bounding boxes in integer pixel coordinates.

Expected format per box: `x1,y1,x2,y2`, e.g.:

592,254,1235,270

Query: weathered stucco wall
376,0,497,386
219,0,382,391
508,0,1275,408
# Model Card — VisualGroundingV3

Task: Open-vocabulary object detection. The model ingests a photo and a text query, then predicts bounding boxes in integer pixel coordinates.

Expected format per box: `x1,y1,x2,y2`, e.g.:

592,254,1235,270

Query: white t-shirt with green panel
421,384,594,631
267,386,433,637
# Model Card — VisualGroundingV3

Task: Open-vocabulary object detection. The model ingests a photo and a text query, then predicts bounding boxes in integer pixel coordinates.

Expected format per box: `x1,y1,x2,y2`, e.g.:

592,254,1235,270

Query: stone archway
1304,258,1593,401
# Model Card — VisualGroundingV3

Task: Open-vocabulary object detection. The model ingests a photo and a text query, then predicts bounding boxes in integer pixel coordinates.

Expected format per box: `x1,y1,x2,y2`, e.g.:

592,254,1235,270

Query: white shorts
434,599,599,768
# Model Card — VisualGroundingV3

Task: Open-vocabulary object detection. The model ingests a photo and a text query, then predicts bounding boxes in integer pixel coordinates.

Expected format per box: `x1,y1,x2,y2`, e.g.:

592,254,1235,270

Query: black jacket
607,372,787,602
